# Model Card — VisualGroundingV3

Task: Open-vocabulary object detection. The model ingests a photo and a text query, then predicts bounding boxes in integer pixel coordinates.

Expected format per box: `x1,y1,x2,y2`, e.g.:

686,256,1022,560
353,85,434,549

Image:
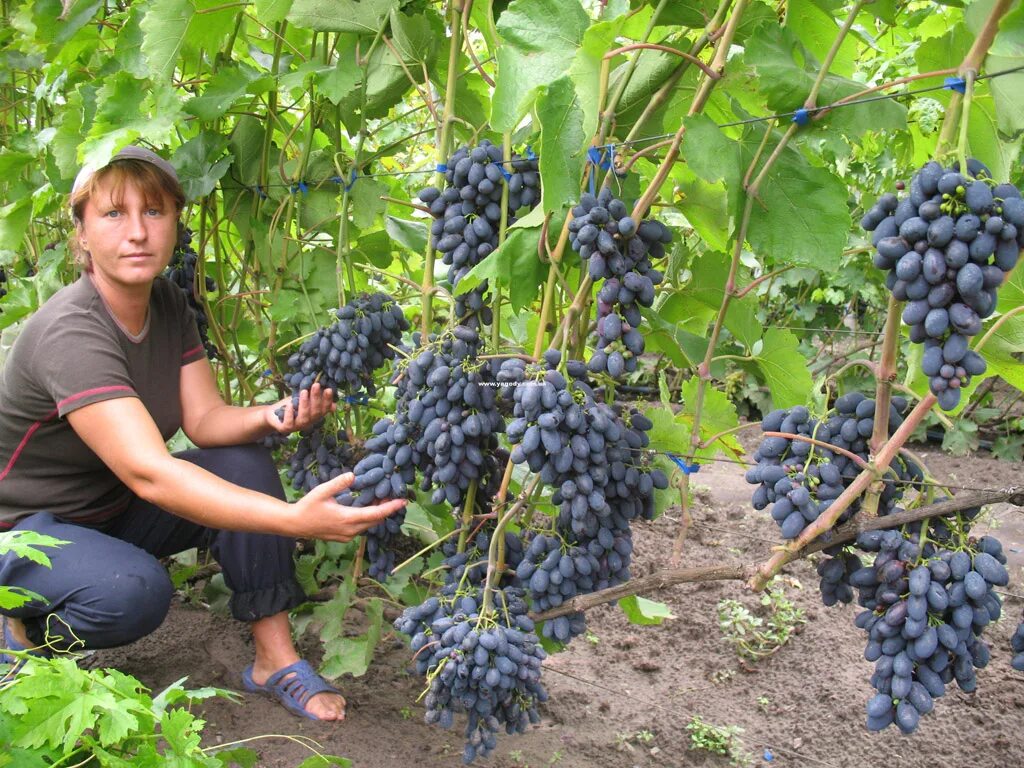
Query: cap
71,145,179,197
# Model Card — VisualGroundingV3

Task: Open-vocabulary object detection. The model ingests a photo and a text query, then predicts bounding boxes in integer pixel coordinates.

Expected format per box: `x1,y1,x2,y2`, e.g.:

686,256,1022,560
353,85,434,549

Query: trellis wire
218,65,1024,192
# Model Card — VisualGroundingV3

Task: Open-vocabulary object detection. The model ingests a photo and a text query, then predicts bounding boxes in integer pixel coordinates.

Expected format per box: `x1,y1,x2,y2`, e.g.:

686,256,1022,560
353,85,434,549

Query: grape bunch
862,159,1023,409
281,292,409,410
849,526,1008,733
1011,615,1024,671
499,350,667,641
418,140,540,327
336,326,505,579
442,524,525,590
567,188,671,378
285,428,355,494
166,227,218,358
0,267,7,303
746,393,922,541
393,584,548,764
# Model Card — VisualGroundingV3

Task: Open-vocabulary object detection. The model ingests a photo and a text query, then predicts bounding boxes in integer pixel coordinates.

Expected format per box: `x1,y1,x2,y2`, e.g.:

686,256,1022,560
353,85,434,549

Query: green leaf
941,419,979,456
160,708,203,756
0,530,67,567
491,0,591,132
349,177,388,229
683,252,761,348
319,598,383,679
80,74,181,168
744,23,906,137
786,0,858,78
184,65,260,122
965,92,1020,181
974,0,1024,133
742,131,851,271
536,76,588,210
389,7,442,64
681,115,740,187
0,586,46,610
172,132,232,201
752,328,814,408
678,377,744,461
0,151,35,178
287,0,399,33
0,198,32,253
644,405,692,455
385,216,427,254
295,756,352,768
618,595,674,626
255,0,294,24
140,0,194,82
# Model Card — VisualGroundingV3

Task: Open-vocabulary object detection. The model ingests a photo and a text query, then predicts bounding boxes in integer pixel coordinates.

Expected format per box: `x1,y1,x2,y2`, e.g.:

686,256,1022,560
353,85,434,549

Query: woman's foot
247,656,346,720
249,611,345,720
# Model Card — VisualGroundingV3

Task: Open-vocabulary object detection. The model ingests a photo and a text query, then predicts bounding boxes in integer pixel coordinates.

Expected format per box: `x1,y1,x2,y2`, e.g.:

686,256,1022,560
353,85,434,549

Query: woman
0,145,406,721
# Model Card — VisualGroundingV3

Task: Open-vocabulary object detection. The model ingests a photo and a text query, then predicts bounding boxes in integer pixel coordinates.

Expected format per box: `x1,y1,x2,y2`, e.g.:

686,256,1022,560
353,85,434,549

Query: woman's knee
182,444,284,499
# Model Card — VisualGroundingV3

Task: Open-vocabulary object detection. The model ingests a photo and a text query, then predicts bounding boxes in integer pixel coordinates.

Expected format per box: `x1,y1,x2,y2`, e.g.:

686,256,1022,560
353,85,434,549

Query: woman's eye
104,210,120,218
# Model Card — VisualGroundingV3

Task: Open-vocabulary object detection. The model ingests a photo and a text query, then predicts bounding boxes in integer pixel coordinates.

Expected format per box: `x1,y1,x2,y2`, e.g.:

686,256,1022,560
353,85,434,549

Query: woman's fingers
312,471,356,497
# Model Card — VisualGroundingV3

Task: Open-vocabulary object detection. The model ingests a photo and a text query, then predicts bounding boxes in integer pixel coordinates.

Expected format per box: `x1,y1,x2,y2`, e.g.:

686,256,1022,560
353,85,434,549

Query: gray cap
71,145,179,197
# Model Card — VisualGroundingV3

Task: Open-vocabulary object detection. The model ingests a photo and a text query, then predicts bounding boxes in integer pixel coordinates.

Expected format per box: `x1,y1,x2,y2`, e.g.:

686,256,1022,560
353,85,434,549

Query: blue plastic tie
498,164,513,181
436,163,448,173
328,175,343,184
291,181,309,195
254,184,268,199
666,453,701,475
586,145,614,196
791,108,811,126
763,749,775,763
343,394,370,405
944,76,967,94
344,169,358,191
524,145,538,161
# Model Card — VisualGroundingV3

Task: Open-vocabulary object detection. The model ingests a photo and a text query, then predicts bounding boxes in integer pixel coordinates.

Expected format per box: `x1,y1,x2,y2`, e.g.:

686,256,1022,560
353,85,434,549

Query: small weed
717,576,806,661
686,716,752,767
508,749,526,765
757,695,771,713
712,667,736,684
635,729,655,744
399,705,414,720
548,750,563,765
585,629,600,645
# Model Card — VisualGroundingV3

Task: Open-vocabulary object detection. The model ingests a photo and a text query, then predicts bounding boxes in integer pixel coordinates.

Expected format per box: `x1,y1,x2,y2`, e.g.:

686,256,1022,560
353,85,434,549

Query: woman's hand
267,382,336,434
291,471,406,542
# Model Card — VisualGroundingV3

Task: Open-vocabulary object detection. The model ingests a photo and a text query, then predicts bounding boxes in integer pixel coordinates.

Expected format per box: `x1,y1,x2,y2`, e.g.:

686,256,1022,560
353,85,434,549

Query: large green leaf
172,132,232,201
491,0,591,132
740,128,852,271
785,0,858,78
536,76,588,210
743,23,906,137
79,74,181,167
287,0,398,33
752,328,815,408
682,252,761,348
985,3,1024,134
255,0,294,24
678,377,744,460
183,64,261,122
139,0,192,82
619,595,674,626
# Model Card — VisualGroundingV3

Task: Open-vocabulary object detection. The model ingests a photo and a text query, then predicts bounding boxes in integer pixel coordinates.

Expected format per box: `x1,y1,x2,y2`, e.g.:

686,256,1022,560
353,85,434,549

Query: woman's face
77,175,178,291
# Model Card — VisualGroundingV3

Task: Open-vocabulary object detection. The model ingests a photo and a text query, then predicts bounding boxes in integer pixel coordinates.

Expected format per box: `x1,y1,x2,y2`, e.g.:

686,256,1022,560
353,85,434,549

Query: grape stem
531,484,1024,621
750,393,938,590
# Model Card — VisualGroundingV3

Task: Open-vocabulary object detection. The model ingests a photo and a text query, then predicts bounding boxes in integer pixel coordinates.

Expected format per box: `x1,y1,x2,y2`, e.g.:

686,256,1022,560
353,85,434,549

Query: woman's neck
87,271,152,337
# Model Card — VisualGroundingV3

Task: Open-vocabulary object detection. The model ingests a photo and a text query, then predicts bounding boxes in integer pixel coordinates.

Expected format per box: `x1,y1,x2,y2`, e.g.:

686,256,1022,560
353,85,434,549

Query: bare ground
87,441,1024,768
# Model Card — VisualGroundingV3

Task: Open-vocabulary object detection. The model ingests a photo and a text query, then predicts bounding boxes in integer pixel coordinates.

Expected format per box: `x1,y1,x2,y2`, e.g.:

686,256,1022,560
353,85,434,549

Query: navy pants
0,445,306,652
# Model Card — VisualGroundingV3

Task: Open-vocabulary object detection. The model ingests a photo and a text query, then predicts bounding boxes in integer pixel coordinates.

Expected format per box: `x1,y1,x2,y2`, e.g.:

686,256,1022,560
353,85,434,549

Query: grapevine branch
530,485,1024,621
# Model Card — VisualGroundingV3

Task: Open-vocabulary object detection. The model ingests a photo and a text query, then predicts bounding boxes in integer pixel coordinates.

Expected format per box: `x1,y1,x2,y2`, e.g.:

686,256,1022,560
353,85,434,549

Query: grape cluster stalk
862,159,1023,409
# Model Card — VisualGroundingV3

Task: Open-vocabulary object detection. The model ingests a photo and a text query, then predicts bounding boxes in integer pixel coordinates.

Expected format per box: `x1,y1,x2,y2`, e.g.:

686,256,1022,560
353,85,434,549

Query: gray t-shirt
0,273,205,528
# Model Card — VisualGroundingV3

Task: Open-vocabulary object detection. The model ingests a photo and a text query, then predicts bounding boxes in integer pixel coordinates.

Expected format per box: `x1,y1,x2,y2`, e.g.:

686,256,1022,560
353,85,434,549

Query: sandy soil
87,441,1024,768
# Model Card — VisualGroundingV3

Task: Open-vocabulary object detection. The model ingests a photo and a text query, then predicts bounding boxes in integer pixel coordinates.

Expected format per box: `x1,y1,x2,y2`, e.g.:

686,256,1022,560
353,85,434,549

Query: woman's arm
66,396,404,540
179,358,334,447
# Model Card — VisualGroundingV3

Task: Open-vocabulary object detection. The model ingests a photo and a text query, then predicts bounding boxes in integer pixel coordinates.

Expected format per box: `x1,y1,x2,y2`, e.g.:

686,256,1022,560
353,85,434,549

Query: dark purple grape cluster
747,394,922,542
441,524,525,589
167,227,218,358
393,584,548,764
862,159,1023,409
567,188,671,379
286,428,355,493
1011,615,1024,671
498,349,667,642
850,526,1007,733
418,140,539,328
282,292,409,410
336,326,506,580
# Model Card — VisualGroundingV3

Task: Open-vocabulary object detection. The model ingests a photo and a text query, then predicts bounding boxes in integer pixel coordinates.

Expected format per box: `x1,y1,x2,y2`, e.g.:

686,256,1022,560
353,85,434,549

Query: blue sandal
242,660,344,720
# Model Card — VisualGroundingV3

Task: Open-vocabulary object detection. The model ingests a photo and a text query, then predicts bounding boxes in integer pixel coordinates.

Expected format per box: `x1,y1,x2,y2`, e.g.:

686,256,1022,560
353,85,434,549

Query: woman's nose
125,212,148,241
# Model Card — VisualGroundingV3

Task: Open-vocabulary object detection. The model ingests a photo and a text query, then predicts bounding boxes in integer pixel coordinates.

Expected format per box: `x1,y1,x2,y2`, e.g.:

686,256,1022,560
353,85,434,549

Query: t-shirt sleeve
170,281,207,366
33,312,139,418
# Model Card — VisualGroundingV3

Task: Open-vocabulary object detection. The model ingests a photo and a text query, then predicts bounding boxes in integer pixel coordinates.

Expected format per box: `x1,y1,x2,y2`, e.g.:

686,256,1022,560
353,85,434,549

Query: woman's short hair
69,155,186,269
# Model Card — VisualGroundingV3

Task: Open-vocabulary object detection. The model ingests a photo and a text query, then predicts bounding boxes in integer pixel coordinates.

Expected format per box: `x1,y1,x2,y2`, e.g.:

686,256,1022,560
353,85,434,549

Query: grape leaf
536,76,589,210
172,132,233,201
491,0,591,132
752,328,815,409
255,0,293,24
619,595,674,625
287,0,399,33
